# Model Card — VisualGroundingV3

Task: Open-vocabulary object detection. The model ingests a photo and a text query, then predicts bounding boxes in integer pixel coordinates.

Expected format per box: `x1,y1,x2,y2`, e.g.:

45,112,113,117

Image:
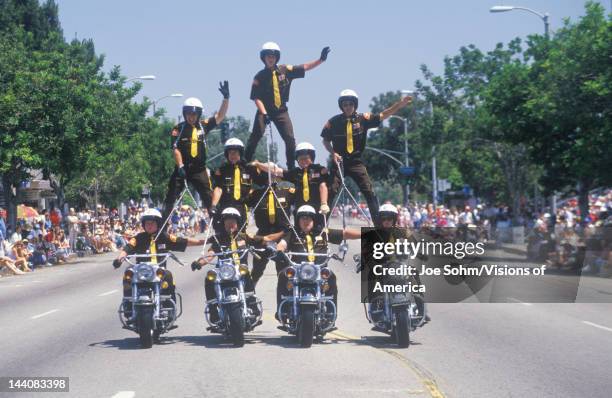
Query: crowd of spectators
0,202,206,278
2,189,610,278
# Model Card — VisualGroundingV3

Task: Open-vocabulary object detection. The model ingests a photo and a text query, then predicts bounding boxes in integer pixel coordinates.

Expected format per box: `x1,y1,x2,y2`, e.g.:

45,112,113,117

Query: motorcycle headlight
219,264,237,280
135,264,155,282
299,264,317,281
206,270,217,281
285,266,296,279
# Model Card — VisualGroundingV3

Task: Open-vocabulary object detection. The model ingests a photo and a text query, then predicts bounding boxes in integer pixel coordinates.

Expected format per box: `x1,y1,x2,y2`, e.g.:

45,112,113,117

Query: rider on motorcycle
192,207,272,325
112,209,205,319
275,205,360,318
374,203,429,322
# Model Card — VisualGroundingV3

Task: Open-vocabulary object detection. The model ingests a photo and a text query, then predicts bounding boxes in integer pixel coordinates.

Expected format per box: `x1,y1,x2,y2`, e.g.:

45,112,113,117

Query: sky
55,0,597,163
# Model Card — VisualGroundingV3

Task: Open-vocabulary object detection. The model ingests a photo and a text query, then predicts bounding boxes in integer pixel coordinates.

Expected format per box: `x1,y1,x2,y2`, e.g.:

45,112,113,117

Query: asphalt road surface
1,225,611,398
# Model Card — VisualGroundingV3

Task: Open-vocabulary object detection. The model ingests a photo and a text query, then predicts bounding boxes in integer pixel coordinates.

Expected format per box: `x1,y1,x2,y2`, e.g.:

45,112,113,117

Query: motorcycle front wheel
394,309,410,348
298,305,315,348
137,307,154,349
228,303,245,347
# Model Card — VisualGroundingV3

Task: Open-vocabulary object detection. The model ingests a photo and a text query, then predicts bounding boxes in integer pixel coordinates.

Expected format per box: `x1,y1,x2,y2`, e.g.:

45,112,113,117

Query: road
1,226,611,398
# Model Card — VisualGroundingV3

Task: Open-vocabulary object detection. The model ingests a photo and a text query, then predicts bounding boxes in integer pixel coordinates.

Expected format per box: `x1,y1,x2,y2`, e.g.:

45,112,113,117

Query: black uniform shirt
282,164,328,208
249,185,295,233
213,161,260,208
282,228,343,265
320,112,382,159
206,232,264,265
250,64,305,114
125,231,188,264
171,118,218,170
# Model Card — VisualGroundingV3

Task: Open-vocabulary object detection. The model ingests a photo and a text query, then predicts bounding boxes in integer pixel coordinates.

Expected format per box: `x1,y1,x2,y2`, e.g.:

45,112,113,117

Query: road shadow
89,338,144,350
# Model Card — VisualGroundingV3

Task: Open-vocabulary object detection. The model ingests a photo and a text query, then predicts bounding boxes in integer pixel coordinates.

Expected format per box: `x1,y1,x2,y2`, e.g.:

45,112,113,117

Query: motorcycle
199,246,263,347
354,254,427,348
118,252,184,349
277,251,340,348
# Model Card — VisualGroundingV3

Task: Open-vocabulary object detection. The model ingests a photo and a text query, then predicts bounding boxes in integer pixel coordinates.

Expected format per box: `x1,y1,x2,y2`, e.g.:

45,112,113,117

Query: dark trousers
245,111,296,169
329,158,380,222
163,167,212,221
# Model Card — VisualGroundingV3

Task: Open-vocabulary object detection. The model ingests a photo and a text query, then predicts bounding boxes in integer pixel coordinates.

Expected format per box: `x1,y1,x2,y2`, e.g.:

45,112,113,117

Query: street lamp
490,5,550,37
388,114,410,204
152,93,183,114
126,75,156,83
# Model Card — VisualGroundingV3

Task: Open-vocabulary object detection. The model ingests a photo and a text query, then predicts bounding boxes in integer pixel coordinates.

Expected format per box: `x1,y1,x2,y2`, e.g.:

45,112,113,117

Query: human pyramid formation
114,42,413,324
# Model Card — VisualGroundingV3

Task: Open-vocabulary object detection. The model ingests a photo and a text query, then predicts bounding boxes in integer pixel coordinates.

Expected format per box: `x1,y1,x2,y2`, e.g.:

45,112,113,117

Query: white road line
98,289,118,297
583,321,612,333
111,391,135,398
14,284,24,287
30,309,59,319
507,297,533,306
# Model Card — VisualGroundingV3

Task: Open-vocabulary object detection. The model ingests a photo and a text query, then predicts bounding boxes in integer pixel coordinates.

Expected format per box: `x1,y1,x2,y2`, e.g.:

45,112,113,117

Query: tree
485,1,611,221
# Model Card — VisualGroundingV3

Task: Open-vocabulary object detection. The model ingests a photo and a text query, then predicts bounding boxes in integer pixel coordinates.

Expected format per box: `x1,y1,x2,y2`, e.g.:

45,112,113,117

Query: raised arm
214,81,230,123
303,46,330,71
380,95,412,121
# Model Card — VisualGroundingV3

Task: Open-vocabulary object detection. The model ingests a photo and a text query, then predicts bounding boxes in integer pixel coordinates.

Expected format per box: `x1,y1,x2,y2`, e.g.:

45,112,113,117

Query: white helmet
221,207,243,225
379,203,398,224
338,89,359,110
224,138,244,158
182,97,203,120
260,41,281,63
141,208,163,227
296,205,317,220
295,142,316,162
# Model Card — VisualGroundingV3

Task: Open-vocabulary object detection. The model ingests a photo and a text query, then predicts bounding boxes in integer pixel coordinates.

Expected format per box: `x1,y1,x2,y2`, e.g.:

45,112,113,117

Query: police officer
163,84,230,221
245,42,330,169
248,165,295,285
112,209,205,319
321,89,412,222
275,205,360,318
374,203,429,322
191,208,270,325
253,142,329,222
211,138,260,233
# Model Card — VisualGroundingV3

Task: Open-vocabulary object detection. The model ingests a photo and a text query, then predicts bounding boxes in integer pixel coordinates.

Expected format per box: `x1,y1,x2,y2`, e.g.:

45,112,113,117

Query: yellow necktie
233,165,241,200
150,238,157,264
306,235,315,262
302,167,310,202
272,70,281,108
190,125,198,158
346,119,354,154
230,237,240,266
268,190,276,224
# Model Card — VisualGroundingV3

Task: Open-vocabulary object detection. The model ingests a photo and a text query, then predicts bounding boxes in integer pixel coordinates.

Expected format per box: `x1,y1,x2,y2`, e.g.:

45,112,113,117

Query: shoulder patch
215,169,222,176
324,121,331,129
252,79,259,86
171,129,179,137
169,234,177,243
289,187,296,194
129,238,137,246
203,118,209,125
363,112,371,120
321,167,328,175
286,64,294,72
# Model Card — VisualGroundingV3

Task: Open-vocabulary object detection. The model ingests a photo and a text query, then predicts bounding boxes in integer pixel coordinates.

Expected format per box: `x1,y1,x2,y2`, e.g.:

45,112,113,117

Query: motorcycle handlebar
121,252,184,267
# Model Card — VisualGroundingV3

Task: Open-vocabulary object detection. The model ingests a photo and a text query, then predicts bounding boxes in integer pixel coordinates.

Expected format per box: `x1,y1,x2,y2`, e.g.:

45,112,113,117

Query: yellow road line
263,311,446,397
381,348,446,398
